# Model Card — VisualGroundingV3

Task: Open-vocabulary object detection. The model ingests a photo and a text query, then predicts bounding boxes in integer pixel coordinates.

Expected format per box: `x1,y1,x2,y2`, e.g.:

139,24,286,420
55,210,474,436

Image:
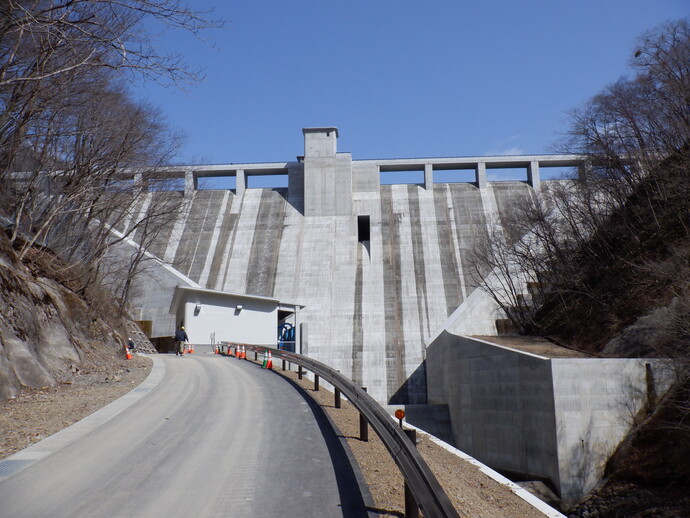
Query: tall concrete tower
302,127,353,217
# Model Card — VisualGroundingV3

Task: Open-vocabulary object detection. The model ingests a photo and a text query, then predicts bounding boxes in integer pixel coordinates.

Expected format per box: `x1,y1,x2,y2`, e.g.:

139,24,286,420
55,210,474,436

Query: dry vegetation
0,1,221,314
466,20,690,517
0,355,151,459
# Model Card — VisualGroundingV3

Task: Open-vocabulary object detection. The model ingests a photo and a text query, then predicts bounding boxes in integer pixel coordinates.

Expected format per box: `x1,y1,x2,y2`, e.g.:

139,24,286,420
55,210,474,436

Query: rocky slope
0,232,128,399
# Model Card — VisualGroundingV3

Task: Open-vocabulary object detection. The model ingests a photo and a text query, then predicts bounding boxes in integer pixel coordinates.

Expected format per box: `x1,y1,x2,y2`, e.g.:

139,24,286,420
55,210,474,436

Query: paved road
0,352,371,517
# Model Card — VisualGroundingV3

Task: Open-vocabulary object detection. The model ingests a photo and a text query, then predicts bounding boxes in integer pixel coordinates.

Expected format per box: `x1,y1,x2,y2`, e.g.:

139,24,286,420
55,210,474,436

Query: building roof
169,285,304,314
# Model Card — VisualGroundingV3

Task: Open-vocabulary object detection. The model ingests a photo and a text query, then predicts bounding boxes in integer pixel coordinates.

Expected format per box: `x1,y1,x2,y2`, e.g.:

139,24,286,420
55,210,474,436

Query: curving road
0,352,371,518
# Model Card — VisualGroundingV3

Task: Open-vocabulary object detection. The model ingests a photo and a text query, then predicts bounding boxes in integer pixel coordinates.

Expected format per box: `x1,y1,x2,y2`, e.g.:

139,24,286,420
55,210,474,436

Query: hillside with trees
0,0,220,314
562,21,690,518
468,19,690,517
0,0,221,399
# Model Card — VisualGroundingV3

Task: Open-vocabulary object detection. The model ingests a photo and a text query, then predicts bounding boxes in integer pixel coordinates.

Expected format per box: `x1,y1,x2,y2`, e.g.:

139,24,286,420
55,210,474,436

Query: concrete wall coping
303,127,339,137
108,225,200,290
458,334,552,360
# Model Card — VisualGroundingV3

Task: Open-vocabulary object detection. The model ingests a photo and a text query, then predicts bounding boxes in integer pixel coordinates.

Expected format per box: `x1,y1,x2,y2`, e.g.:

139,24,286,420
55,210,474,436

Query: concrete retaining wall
426,331,675,507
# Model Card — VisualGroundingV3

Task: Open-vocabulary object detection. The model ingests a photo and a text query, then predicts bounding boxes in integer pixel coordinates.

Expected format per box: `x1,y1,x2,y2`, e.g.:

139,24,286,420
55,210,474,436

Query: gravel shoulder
0,354,152,459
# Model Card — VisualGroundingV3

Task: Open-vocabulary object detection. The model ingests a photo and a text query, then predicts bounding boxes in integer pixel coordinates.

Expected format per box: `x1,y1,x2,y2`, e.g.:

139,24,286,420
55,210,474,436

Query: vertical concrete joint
184,171,195,196
579,160,592,180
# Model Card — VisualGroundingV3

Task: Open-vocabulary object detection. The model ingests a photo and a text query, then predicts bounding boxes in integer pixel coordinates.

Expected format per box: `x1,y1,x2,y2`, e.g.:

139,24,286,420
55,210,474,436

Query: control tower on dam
123,127,584,405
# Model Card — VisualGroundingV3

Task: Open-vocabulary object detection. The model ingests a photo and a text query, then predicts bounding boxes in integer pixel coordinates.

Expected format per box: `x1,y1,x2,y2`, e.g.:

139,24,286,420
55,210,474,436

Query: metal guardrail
233,343,460,518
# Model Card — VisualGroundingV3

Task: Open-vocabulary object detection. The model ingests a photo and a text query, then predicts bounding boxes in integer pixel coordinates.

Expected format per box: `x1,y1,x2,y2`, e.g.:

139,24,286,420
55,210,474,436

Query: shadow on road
279,375,375,517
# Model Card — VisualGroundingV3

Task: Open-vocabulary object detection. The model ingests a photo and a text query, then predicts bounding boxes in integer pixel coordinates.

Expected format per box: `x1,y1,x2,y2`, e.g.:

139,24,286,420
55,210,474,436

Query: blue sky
136,1,688,166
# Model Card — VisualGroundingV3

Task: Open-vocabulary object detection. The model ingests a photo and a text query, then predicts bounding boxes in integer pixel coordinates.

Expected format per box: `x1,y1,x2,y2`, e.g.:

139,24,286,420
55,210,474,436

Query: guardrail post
298,365,303,380
359,387,368,442
254,350,258,361
314,374,319,391
282,359,286,371
404,429,419,518
334,388,341,408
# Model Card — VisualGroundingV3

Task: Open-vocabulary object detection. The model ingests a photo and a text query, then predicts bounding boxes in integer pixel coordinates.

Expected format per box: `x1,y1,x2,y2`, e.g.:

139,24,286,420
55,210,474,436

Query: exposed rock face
604,297,690,358
0,237,121,399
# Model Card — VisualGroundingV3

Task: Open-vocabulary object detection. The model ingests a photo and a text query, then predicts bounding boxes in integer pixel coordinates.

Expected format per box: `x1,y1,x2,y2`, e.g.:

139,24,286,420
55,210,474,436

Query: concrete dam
124,127,575,404
117,127,673,507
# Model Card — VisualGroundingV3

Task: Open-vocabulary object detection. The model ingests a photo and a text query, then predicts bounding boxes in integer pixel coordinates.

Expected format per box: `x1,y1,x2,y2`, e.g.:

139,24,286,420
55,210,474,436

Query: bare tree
467,214,539,333
0,0,221,313
467,20,689,344
0,1,221,175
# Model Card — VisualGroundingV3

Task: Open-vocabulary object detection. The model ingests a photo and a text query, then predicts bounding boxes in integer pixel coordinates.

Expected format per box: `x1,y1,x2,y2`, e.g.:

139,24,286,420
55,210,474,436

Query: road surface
0,352,371,517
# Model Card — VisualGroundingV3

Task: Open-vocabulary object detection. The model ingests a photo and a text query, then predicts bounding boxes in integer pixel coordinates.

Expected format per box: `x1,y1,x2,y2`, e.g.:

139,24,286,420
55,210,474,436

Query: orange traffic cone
213,344,218,354
266,351,273,370
189,344,195,354
241,345,246,359
235,344,240,358
125,344,132,360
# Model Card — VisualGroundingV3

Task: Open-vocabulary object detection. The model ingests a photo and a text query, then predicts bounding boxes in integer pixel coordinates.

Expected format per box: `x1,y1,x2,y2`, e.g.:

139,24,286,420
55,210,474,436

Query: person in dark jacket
175,326,189,356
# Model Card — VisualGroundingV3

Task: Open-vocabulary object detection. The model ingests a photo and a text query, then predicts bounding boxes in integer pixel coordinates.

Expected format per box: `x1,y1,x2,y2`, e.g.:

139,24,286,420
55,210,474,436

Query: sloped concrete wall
426,331,675,508
103,224,198,339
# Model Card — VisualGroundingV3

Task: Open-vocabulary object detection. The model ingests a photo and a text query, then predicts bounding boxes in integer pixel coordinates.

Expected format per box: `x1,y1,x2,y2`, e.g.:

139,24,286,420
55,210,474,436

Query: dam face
124,127,580,404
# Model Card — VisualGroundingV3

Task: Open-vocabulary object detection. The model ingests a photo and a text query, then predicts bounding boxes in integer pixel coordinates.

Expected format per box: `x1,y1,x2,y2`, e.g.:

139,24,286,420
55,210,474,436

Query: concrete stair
125,321,158,354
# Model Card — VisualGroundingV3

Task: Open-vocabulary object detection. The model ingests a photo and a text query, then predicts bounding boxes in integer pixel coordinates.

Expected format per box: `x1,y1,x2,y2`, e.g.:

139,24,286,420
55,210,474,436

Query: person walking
175,326,189,356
